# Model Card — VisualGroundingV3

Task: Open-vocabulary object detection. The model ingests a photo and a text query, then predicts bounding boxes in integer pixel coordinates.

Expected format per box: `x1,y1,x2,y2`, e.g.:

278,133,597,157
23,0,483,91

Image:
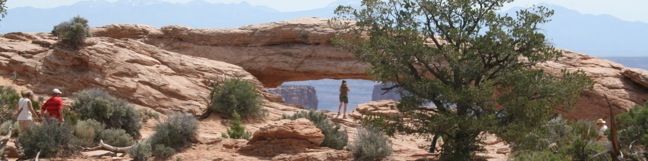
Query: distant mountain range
1,1,646,57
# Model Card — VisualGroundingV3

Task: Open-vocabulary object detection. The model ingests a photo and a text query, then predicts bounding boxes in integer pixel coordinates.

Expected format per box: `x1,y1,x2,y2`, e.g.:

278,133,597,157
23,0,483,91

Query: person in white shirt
596,118,608,141
14,91,40,132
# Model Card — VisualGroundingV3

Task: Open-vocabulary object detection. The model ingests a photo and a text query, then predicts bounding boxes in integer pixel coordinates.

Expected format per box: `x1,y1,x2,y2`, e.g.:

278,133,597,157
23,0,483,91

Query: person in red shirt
41,88,64,122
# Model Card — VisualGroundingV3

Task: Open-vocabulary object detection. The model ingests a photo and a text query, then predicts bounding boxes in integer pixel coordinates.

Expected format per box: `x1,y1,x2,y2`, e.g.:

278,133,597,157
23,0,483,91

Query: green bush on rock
73,119,105,146
222,112,251,139
100,128,134,147
71,89,141,137
207,79,263,119
350,126,392,161
18,119,75,157
52,16,90,49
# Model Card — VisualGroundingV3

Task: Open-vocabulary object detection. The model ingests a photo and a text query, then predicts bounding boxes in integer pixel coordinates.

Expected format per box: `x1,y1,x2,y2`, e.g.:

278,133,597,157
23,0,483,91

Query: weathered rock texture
89,18,648,119
266,85,318,109
623,68,648,88
92,18,370,87
0,32,263,114
242,118,324,157
537,51,648,119
350,100,400,120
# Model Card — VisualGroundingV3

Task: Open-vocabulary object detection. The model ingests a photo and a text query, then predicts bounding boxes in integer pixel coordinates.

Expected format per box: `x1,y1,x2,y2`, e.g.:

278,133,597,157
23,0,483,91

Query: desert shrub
616,104,648,159
129,142,152,161
222,112,251,139
283,110,348,149
147,113,197,159
152,144,175,159
511,150,569,161
100,128,134,147
18,119,75,157
208,79,263,118
52,16,90,49
71,89,141,137
350,126,392,161
73,119,105,146
0,86,19,122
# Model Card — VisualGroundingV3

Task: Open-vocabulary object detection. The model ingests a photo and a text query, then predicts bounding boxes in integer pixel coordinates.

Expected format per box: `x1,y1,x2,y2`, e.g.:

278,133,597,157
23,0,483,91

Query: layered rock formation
372,82,403,101
0,32,263,114
266,85,318,109
242,119,324,157
89,18,648,119
92,18,370,87
350,100,400,120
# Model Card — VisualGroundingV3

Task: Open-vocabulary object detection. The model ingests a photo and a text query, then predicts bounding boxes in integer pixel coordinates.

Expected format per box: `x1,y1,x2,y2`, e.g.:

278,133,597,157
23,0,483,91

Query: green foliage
0,86,19,122
149,113,197,152
152,144,176,159
208,79,263,118
0,0,7,21
350,126,392,161
100,128,135,147
510,118,608,161
334,0,592,159
18,119,75,157
283,110,348,149
52,16,90,49
71,89,141,137
511,150,569,161
73,119,105,146
223,112,251,140
129,142,152,161
0,120,16,136
616,104,648,160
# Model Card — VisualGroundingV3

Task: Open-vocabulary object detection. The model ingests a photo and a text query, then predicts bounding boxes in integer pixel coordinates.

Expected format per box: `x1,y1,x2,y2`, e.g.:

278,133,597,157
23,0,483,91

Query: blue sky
7,0,648,23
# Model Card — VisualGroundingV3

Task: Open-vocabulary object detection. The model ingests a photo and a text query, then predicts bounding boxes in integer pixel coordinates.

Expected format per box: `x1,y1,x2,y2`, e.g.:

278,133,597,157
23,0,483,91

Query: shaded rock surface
623,68,648,88
266,85,318,109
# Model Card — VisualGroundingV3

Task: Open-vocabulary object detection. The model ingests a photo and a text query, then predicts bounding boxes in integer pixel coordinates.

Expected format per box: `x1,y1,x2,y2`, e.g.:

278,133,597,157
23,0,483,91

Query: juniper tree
334,0,591,160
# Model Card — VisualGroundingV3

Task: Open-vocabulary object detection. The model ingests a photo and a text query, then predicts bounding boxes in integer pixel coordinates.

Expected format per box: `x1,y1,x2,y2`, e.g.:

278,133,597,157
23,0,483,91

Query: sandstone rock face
266,85,318,109
623,68,648,88
537,51,648,119
350,100,400,120
242,118,324,157
91,18,370,87
0,33,263,114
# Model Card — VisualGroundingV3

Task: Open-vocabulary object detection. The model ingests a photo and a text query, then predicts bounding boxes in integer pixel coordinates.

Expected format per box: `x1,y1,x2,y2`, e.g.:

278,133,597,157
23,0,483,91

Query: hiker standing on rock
337,80,350,119
14,91,40,132
41,89,64,122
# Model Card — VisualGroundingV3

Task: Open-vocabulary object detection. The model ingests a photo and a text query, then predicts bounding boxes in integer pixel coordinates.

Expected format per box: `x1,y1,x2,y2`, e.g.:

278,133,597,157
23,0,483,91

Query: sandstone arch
87,18,648,120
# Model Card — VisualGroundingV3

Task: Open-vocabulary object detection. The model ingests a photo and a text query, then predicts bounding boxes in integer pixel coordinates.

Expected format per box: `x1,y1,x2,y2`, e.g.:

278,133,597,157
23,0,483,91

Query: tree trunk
86,140,133,153
439,129,479,161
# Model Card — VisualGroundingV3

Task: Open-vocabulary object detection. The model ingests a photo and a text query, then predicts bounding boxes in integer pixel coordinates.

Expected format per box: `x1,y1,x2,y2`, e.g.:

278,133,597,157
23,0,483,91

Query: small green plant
146,113,197,159
616,104,648,160
511,150,569,161
0,86,19,123
71,89,141,137
52,16,90,49
208,79,263,118
152,144,175,159
73,119,105,146
222,112,251,139
18,119,75,157
100,128,134,147
129,142,152,161
283,111,348,149
350,126,392,161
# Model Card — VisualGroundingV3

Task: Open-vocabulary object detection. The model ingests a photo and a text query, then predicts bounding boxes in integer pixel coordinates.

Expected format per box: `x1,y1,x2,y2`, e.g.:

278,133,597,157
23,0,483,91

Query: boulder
623,68,648,88
241,119,324,157
271,149,351,161
350,100,400,120
266,85,318,109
